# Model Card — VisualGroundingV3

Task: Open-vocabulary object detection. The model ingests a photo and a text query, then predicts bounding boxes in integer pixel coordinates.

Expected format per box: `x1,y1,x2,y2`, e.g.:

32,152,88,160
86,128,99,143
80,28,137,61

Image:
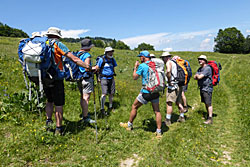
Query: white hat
198,55,207,61
31,32,41,38
160,51,172,57
150,53,156,58
104,47,114,54
45,27,62,38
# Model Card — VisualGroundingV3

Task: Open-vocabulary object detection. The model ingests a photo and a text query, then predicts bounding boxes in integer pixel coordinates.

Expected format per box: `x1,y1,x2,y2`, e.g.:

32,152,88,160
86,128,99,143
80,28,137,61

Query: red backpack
208,61,222,86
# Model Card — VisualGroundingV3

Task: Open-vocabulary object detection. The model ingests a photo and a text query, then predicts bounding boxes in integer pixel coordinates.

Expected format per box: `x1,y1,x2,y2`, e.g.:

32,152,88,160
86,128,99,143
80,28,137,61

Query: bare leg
129,99,143,123
152,102,162,130
55,106,63,127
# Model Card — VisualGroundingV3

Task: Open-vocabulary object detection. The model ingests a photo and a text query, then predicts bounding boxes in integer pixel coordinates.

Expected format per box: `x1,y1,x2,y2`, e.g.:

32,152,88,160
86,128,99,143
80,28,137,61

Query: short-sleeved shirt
196,65,213,92
136,61,150,94
97,56,117,79
79,52,92,78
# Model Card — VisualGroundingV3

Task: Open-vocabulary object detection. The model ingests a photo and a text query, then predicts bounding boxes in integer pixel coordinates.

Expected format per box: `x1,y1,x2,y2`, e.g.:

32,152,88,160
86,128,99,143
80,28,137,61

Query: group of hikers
19,27,215,137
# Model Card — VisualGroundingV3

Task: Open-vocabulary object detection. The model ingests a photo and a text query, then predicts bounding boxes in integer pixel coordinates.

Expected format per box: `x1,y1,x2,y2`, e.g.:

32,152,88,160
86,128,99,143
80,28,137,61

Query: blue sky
1,0,250,51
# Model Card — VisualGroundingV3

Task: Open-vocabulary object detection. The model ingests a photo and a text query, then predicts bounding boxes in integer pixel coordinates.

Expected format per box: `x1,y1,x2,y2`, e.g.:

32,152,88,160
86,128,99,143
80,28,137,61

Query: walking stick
93,75,98,143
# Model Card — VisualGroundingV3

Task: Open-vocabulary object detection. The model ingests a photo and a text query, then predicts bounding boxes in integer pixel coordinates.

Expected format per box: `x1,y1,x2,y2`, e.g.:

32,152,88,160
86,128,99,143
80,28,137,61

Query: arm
65,52,90,69
166,61,172,84
133,61,140,80
194,73,205,80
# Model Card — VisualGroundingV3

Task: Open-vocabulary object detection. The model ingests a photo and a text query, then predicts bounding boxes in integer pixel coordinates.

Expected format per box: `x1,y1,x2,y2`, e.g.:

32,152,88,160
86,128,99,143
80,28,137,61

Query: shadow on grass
197,110,217,119
141,117,169,133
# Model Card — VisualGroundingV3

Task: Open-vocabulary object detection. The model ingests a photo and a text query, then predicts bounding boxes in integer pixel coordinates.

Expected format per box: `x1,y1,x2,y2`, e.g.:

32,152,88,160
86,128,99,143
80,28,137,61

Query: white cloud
163,48,173,51
246,30,250,33
40,29,89,38
121,29,216,51
200,38,212,51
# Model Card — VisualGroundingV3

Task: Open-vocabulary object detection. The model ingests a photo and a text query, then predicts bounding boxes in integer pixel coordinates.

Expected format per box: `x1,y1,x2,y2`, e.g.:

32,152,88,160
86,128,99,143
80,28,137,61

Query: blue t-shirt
136,61,150,93
79,52,92,77
97,56,117,79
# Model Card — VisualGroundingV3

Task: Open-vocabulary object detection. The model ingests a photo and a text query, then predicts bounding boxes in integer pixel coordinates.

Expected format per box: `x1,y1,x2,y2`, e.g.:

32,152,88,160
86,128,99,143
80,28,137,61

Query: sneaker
155,132,162,139
177,116,185,123
164,118,171,126
204,118,213,124
83,117,96,124
100,109,108,116
120,122,133,130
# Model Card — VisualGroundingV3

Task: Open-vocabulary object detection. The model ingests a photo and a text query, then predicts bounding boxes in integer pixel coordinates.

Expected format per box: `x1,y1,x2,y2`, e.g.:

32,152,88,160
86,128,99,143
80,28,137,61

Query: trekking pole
93,76,98,143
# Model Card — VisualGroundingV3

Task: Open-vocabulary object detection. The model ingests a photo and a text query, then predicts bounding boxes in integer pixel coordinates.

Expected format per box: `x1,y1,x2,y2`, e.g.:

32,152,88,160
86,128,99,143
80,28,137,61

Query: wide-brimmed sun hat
137,50,150,58
104,46,114,54
80,39,95,50
198,55,207,62
150,53,156,58
160,51,172,58
31,32,41,38
45,27,62,38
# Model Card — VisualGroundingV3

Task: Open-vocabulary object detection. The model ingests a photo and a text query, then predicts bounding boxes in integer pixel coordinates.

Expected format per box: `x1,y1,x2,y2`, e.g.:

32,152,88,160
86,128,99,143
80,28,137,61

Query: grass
0,36,250,166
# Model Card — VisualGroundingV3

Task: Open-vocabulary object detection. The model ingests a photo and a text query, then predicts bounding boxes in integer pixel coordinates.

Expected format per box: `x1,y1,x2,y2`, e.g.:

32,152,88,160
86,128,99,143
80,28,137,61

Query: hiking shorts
200,90,212,106
44,80,65,106
77,77,93,94
166,86,183,103
137,92,159,105
101,78,115,95
182,84,188,92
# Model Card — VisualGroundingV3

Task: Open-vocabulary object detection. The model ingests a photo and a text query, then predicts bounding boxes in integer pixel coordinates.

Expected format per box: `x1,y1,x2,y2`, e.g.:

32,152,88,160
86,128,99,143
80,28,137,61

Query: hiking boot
164,118,171,126
82,117,96,124
46,119,53,126
155,132,162,139
177,116,185,123
120,122,133,130
55,127,63,136
100,109,108,116
204,118,213,124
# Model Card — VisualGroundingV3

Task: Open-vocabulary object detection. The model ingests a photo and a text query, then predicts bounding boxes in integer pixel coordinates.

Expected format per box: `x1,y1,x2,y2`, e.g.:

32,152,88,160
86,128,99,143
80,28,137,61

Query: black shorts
200,90,212,106
44,80,65,106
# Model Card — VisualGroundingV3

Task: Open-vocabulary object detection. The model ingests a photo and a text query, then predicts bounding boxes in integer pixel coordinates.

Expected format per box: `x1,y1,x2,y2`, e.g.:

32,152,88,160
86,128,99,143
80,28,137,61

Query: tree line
0,22,28,38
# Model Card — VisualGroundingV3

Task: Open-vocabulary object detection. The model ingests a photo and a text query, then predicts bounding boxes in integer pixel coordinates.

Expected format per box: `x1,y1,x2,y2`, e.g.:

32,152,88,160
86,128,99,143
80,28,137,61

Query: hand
134,61,140,68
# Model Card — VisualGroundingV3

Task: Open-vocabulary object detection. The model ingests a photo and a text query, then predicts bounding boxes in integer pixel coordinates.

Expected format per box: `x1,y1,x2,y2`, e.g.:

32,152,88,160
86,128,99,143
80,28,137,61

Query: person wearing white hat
95,46,117,113
44,27,91,135
160,52,186,126
31,32,41,39
194,55,213,124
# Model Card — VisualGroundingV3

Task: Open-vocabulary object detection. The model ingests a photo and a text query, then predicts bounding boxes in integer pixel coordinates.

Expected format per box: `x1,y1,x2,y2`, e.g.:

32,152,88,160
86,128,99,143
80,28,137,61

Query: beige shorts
166,86,183,103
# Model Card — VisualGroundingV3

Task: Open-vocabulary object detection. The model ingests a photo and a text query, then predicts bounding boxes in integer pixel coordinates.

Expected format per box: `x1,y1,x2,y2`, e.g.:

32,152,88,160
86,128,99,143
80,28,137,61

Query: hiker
44,27,91,135
194,55,213,124
120,50,162,138
95,46,117,113
160,52,185,126
77,39,96,124
31,32,41,39
172,56,189,113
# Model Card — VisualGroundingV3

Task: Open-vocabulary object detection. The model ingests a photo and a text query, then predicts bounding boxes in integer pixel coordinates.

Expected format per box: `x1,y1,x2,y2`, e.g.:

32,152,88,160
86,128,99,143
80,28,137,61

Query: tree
134,42,155,51
115,40,130,50
214,27,245,53
243,35,250,54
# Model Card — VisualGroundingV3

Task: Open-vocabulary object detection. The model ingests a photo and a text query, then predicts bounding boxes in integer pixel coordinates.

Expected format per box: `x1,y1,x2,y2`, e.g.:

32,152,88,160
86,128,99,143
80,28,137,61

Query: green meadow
0,36,249,166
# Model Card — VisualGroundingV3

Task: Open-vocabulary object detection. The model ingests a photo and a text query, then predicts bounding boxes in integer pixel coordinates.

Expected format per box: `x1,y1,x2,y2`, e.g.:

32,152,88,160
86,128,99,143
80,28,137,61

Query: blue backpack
184,60,192,84
18,36,61,99
63,51,85,82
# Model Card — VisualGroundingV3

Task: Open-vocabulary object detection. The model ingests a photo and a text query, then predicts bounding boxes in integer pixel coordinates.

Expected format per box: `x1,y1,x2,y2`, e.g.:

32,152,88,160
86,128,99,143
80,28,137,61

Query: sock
128,121,133,127
101,95,106,110
180,113,184,118
166,114,171,120
156,128,161,134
